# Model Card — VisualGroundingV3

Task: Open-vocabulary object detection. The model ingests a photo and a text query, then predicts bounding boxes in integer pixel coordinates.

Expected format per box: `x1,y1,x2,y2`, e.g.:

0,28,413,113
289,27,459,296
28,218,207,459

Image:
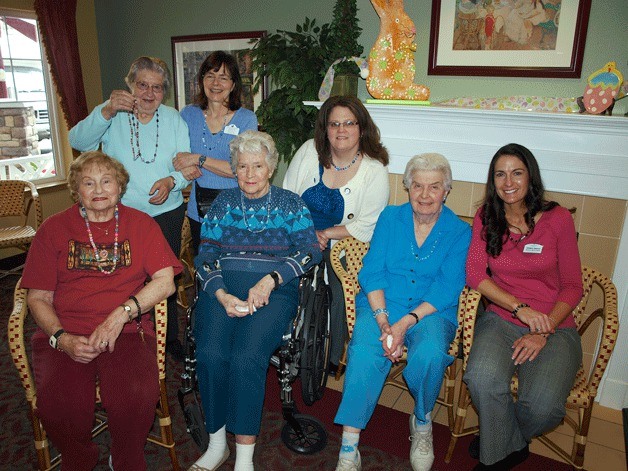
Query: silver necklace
410,232,441,262
128,110,159,164
333,151,360,171
241,187,272,233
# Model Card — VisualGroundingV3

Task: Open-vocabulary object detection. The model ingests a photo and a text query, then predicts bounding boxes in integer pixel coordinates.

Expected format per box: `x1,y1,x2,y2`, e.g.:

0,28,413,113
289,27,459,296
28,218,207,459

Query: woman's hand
515,307,555,334
216,289,251,317
173,152,199,171
148,177,175,205
382,319,410,363
316,230,330,251
179,165,202,181
512,333,547,365
59,334,100,363
101,90,136,120
247,275,276,313
88,305,127,353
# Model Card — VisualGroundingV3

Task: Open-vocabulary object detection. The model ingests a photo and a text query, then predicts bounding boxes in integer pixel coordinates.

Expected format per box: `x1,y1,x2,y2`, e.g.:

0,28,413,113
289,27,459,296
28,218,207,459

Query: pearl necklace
241,187,272,233
81,205,119,274
128,110,159,164
333,151,360,171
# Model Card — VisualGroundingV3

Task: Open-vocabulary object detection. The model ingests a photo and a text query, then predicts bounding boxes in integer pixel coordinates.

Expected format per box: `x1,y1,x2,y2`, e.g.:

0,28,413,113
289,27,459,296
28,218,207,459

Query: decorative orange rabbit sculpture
367,0,430,101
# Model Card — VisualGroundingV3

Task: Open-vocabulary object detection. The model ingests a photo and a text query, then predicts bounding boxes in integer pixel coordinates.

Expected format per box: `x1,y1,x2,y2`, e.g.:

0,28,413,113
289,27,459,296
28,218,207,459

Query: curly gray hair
403,153,453,191
124,56,171,97
229,130,279,174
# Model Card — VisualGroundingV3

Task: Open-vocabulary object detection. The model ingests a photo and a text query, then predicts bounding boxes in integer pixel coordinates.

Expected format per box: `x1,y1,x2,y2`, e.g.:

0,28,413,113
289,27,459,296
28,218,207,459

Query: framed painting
171,31,266,111
428,0,591,78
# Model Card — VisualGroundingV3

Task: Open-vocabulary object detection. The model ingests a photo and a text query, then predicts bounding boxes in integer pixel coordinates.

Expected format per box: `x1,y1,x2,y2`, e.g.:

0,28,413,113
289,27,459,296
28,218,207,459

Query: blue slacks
334,307,456,430
194,271,298,436
464,311,582,465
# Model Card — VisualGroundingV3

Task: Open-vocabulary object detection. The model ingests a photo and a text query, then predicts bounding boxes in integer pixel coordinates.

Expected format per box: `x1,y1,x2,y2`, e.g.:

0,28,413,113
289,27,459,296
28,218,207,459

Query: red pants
32,333,159,471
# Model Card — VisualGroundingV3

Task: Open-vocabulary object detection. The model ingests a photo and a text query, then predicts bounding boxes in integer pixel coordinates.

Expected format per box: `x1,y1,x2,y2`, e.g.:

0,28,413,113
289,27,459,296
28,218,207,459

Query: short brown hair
313,95,389,168
194,51,242,111
68,151,129,202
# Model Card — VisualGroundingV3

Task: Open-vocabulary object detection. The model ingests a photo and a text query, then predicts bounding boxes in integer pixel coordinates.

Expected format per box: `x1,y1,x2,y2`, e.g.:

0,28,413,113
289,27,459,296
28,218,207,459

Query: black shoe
472,445,529,471
166,340,185,362
469,434,480,460
327,361,345,377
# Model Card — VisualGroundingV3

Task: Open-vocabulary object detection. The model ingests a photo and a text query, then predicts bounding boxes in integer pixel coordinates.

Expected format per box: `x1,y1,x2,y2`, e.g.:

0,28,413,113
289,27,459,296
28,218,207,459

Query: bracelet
198,155,207,169
269,271,280,291
407,312,420,324
372,308,389,318
129,295,142,322
169,175,176,190
511,303,530,319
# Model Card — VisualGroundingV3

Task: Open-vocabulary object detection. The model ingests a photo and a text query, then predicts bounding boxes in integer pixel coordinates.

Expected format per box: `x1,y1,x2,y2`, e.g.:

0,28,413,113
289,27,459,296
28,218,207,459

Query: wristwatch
198,155,207,169
121,304,133,323
49,329,65,349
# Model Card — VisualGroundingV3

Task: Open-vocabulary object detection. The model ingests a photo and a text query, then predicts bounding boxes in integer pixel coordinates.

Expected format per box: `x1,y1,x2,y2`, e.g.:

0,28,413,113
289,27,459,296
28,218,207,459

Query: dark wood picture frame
171,31,266,111
428,0,591,78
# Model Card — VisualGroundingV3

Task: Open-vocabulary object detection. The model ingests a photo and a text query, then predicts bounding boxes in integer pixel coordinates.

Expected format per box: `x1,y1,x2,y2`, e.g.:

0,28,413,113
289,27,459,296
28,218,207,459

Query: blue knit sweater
195,186,322,296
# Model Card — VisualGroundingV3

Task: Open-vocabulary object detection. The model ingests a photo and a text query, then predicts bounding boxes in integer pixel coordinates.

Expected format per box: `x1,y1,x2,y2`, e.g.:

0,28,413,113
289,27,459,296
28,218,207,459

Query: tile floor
326,361,627,471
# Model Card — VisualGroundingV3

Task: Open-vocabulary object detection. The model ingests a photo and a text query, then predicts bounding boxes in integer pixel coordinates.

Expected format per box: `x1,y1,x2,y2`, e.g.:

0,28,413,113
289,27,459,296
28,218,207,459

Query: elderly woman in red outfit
464,143,583,470
21,151,182,471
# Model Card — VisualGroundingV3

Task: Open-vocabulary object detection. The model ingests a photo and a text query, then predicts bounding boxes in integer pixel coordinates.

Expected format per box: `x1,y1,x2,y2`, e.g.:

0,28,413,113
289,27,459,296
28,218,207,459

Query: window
0,11,62,183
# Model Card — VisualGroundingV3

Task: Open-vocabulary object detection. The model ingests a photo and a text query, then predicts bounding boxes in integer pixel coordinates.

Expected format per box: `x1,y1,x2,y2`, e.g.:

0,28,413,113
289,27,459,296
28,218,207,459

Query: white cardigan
283,139,390,242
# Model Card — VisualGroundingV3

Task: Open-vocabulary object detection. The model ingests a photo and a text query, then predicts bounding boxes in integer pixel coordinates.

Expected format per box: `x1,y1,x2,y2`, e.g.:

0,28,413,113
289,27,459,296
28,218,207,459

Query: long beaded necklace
128,110,159,164
241,187,272,233
201,108,229,152
333,151,360,171
81,205,119,274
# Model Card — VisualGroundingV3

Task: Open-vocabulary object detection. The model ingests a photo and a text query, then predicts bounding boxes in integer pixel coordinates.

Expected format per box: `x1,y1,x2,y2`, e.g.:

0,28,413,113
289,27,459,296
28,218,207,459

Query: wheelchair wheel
299,269,331,406
281,414,327,454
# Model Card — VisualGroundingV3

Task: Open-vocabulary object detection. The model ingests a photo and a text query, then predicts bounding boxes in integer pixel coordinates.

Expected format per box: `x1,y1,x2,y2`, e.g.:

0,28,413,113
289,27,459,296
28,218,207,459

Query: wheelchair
178,261,331,455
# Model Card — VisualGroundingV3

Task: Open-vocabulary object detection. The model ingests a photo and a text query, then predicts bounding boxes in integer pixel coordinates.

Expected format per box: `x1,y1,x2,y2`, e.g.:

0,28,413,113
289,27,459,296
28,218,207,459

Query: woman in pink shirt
464,143,583,470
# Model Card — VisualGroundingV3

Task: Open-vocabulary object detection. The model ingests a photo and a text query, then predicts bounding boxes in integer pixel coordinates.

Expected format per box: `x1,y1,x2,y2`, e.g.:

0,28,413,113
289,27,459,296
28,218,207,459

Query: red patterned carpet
0,274,571,470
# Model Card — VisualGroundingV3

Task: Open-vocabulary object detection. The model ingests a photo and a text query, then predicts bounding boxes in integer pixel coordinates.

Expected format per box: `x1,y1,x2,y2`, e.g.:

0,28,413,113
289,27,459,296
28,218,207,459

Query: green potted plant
328,0,363,96
250,17,333,163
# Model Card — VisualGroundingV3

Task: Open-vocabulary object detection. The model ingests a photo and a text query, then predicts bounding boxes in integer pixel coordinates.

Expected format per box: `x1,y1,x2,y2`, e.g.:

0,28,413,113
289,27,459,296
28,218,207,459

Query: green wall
94,0,628,115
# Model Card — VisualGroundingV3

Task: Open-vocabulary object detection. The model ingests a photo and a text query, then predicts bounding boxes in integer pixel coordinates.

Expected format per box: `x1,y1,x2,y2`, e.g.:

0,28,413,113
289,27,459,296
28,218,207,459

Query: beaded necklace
128,110,159,164
241,187,272,233
333,151,360,171
410,232,440,262
201,108,229,152
507,228,531,245
81,205,119,274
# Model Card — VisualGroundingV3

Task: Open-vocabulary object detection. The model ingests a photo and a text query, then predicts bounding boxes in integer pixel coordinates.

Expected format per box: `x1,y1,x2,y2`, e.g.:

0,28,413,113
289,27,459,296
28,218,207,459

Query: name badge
224,124,239,135
523,243,543,254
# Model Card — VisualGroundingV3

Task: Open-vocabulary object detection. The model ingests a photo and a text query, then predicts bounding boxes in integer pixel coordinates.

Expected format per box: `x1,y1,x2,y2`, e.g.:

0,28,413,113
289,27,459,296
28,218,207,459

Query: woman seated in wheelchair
190,130,321,471
464,143,583,470
334,153,471,471
21,150,182,471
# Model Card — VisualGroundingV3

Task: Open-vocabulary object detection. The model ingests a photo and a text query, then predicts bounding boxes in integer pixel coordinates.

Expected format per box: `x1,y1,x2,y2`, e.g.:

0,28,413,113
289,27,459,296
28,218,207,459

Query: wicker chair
177,215,194,309
7,279,180,471
0,180,42,279
444,266,620,469
330,236,469,430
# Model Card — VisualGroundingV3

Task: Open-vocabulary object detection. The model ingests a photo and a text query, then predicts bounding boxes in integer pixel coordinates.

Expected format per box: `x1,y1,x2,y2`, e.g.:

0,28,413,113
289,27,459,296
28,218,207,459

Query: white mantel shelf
305,101,628,200
306,100,628,409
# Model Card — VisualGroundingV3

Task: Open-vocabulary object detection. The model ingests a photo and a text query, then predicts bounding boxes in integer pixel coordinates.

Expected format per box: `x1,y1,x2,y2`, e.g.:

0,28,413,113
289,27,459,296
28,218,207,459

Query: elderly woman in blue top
334,153,471,471
174,51,258,253
69,56,200,357
190,130,321,471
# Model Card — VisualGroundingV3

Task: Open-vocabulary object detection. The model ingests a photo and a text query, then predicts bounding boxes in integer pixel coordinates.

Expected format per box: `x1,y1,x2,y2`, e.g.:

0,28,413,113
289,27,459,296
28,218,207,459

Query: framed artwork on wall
428,0,591,78
171,31,266,111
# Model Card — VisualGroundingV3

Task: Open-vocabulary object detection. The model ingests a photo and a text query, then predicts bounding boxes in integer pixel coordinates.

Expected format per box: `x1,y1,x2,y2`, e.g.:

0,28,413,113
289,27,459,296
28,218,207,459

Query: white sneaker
409,415,434,471
335,449,362,471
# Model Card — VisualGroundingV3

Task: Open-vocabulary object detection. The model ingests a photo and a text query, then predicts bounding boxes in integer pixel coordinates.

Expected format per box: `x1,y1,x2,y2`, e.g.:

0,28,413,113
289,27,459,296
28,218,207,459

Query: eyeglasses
204,73,233,84
135,81,164,94
327,120,359,129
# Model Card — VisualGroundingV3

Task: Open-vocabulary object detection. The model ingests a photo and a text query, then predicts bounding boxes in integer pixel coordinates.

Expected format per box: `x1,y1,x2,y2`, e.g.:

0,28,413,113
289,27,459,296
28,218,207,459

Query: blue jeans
464,311,582,465
334,306,455,430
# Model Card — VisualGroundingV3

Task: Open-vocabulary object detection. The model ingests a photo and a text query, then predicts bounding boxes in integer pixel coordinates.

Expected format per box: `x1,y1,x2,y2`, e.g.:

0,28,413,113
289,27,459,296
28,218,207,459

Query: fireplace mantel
305,101,628,200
